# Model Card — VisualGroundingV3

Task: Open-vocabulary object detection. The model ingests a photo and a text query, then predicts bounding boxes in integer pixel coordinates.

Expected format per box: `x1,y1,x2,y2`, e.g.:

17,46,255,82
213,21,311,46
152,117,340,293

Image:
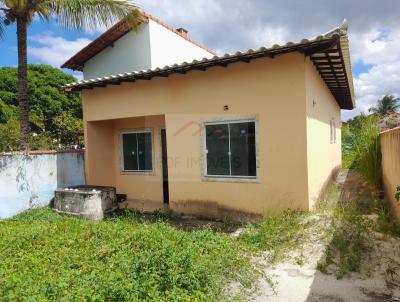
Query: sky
1,0,400,121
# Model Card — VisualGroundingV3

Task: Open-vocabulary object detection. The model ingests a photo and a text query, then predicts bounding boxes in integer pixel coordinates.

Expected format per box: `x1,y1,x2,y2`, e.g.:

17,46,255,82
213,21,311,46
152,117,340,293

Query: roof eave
64,22,355,110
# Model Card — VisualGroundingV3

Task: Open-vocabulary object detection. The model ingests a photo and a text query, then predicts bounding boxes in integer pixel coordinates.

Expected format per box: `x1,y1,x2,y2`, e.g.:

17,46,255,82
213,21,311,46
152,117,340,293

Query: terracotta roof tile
64,20,355,110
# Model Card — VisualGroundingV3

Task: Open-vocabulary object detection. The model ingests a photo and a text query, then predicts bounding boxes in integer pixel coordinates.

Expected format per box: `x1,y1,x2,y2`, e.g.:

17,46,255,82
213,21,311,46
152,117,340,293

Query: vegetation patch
317,201,372,279
0,208,257,302
238,210,308,261
0,65,82,151
375,200,400,237
342,114,382,186
395,186,400,202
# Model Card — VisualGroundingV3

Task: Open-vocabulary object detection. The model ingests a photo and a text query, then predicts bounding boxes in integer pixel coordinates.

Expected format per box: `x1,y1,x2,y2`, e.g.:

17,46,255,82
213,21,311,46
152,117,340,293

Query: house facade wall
85,120,116,186
148,20,214,69
82,20,213,80
82,53,312,217
305,58,342,209
0,151,85,219
112,116,165,204
83,24,152,80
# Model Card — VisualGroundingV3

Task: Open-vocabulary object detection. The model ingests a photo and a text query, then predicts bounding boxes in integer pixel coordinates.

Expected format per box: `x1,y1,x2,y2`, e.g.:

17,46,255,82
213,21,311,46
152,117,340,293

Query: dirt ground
245,170,400,302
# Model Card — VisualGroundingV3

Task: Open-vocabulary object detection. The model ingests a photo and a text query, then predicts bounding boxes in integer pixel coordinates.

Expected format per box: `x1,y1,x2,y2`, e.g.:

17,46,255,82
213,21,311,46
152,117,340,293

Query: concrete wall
83,24,152,80
148,20,213,68
0,151,85,219
381,127,400,222
305,58,342,209
83,53,311,217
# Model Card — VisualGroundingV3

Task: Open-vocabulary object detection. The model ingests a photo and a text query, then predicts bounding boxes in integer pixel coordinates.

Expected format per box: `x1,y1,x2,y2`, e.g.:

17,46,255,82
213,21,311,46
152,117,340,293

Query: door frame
160,128,169,204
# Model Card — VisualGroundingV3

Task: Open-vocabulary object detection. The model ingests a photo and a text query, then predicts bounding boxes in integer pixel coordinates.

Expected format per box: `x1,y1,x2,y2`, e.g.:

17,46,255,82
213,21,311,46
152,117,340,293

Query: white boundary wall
0,151,85,219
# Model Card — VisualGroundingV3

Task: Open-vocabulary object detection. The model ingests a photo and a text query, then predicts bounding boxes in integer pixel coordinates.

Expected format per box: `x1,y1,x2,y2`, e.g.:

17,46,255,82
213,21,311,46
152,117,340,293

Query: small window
204,121,257,178
121,130,153,172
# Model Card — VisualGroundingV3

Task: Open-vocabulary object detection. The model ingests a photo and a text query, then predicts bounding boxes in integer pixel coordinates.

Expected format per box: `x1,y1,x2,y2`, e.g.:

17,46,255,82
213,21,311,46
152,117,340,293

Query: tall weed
342,115,382,187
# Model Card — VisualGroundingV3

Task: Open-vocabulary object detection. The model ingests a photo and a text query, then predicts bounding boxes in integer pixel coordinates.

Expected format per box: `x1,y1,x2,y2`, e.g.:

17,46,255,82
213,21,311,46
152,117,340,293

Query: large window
204,121,257,178
121,130,153,172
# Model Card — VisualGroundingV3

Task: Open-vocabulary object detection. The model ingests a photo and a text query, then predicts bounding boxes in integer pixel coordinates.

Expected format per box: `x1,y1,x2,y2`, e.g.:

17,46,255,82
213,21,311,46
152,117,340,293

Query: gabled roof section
64,20,355,110
61,10,217,71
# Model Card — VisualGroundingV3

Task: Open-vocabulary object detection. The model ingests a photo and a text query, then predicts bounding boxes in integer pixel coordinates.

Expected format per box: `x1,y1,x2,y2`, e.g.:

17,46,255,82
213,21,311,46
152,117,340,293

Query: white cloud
343,28,400,120
28,34,92,67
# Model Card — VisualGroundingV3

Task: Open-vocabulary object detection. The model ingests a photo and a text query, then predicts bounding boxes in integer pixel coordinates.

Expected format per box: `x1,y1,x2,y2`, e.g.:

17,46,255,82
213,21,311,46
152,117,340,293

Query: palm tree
0,0,141,149
369,95,400,116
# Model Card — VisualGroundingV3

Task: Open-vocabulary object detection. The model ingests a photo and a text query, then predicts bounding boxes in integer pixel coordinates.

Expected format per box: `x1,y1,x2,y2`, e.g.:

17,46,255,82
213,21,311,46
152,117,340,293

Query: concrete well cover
54,186,117,220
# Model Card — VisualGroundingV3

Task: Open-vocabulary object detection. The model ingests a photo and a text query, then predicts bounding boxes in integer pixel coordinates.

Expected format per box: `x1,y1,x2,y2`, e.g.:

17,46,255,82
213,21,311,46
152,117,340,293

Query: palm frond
48,0,142,32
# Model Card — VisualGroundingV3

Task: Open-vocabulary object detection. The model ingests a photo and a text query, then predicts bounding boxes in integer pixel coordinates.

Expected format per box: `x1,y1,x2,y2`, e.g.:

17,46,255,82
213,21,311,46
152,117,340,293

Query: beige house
63,12,355,218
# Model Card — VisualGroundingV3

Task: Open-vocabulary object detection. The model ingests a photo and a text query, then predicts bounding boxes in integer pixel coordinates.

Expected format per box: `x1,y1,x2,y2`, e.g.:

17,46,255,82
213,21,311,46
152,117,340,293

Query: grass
2,176,397,299
342,115,382,187
316,179,400,279
330,202,372,279
238,210,308,261
316,202,372,279
0,208,257,302
375,200,400,237
315,179,374,279
0,207,311,301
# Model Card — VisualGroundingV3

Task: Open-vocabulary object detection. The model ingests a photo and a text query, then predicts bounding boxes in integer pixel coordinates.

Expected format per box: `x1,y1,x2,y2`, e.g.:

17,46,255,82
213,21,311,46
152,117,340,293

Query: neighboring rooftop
64,20,355,110
61,10,217,71
379,112,400,131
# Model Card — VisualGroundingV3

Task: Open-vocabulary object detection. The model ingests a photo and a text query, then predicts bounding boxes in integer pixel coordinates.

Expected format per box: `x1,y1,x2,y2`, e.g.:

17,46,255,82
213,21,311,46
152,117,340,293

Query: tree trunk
17,17,30,149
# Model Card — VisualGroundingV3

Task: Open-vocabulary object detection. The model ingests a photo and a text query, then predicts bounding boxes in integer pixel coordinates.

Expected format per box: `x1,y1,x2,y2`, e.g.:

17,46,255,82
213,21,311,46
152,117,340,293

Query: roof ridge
66,22,346,87
64,21,354,110
322,19,349,38
139,10,217,56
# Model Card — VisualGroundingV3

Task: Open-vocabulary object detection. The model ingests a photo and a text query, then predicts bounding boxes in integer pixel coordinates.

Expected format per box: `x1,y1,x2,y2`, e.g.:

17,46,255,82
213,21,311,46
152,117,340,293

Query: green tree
0,64,80,128
0,98,13,123
0,64,83,151
0,116,20,151
53,111,83,146
0,0,141,149
369,95,400,116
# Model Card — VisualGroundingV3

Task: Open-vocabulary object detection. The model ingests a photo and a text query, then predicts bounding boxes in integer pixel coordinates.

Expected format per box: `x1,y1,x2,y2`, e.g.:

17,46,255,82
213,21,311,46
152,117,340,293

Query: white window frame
120,128,154,173
203,119,258,179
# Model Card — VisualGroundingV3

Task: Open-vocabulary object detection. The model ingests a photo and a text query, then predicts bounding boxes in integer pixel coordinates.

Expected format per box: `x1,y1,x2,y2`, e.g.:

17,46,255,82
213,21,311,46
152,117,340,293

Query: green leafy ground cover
1,175,398,301
0,209,256,302
0,207,309,302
